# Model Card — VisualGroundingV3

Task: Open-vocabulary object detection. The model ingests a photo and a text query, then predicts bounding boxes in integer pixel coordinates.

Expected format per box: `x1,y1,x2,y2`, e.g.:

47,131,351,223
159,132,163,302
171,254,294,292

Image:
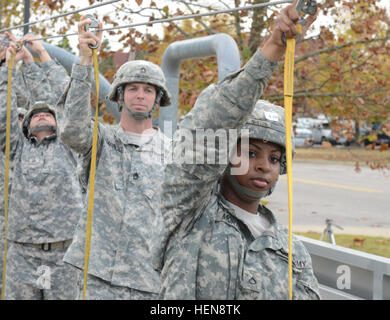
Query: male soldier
0,41,83,300
57,16,171,299
158,2,319,299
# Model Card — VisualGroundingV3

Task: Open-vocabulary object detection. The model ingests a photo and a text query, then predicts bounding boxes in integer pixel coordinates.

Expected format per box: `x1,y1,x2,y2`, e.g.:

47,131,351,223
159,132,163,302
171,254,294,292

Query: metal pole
159,33,241,137
23,0,30,35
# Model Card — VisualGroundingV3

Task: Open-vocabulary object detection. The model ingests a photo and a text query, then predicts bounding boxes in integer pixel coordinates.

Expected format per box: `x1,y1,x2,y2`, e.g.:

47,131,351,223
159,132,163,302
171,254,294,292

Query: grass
296,232,390,258
294,146,390,165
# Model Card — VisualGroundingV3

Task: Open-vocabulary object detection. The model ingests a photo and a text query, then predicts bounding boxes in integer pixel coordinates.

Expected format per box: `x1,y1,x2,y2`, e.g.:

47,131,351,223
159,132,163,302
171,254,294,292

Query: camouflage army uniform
57,63,171,300
0,61,83,300
0,65,30,293
21,59,69,106
13,67,30,110
159,50,321,300
0,65,30,111
1,44,30,109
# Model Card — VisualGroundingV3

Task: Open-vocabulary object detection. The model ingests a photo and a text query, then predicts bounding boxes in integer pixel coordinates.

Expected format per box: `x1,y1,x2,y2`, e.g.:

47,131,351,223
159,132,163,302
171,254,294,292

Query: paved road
266,160,390,237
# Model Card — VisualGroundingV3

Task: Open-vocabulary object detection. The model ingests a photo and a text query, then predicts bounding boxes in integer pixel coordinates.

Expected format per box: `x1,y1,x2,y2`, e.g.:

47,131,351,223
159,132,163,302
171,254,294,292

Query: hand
0,32,12,61
5,41,34,66
78,15,103,65
22,33,51,62
22,33,45,54
261,0,319,61
273,0,319,46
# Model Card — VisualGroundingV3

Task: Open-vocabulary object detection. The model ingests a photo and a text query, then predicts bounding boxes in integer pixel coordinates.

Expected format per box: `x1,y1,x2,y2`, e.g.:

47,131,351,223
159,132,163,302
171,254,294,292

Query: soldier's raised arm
56,16,103,156
0,42,32,156
1,32,30,111
22,33,70,105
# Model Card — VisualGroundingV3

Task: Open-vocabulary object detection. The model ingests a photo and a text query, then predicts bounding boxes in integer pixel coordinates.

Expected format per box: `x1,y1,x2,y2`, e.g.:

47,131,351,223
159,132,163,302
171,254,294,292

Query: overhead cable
0,0,123,33
14,0,293,42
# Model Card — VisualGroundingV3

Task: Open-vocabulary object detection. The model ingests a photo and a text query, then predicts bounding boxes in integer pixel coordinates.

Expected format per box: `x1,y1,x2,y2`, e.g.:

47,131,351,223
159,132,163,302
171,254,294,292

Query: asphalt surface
266,160,390,237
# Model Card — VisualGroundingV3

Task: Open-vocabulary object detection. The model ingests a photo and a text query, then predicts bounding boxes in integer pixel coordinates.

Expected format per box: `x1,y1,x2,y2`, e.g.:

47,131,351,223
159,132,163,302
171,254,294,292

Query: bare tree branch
296,36,390,63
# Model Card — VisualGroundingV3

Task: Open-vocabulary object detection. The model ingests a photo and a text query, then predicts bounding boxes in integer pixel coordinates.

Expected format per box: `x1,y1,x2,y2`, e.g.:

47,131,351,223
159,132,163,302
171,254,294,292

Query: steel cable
2,0,293,43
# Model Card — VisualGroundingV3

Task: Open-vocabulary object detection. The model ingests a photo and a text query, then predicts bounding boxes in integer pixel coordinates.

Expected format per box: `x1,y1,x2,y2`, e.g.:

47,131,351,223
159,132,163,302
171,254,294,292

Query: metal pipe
159,33,241,137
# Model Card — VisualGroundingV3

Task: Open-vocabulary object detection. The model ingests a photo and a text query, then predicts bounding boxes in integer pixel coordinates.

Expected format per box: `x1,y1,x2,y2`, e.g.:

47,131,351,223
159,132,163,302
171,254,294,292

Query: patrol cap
107,60,171,106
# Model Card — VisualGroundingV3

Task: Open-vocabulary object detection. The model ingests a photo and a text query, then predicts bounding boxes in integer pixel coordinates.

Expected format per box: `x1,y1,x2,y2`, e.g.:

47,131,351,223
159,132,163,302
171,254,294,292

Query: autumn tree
0,1,25,30
103,0,389,132
1,0,389,137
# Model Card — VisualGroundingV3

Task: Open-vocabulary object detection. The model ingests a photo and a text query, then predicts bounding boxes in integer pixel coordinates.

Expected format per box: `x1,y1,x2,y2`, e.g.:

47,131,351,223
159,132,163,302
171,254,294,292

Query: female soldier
159,1,320,299
160,100,320,300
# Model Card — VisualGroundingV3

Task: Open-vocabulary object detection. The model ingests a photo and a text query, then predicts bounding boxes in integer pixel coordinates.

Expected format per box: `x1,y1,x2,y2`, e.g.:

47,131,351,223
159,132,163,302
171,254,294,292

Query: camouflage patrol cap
107,60,171,107
241,100,295,174
22,101,56,137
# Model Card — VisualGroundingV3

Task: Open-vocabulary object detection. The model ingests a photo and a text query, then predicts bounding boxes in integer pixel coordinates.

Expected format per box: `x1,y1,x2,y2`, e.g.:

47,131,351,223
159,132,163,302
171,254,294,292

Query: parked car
377,132,390,145
293,122,314,147
296,117,335,145
320,122,337,145
359,125,390,146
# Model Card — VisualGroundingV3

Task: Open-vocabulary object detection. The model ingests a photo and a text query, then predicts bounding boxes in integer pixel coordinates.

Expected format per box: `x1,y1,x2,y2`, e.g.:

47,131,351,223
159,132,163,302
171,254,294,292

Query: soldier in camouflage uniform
57,16,171,300
159,3,320,299
0,36,67,294
0,41,83,300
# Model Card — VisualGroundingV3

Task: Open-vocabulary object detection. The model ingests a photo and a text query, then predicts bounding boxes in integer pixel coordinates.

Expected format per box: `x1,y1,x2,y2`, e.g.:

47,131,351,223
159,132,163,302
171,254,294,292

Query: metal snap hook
84,14,100,50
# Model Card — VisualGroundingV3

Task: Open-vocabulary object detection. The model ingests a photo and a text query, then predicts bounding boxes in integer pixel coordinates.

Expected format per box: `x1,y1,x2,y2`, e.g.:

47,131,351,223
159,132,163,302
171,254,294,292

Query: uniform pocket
295,278,321,299
238,269,263,299
274,249,320,300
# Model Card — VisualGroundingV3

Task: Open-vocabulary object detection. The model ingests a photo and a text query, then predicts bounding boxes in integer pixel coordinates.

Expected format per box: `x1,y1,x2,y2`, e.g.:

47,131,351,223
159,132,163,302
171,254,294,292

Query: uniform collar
29,132,57,144
215,185,304,264
216,184,276,227
215,187,289,250
115,124,158,147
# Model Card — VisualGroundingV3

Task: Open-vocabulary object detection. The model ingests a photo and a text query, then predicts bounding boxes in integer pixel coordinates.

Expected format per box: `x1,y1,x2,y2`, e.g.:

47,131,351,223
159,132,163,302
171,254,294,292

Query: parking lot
293,116,390,148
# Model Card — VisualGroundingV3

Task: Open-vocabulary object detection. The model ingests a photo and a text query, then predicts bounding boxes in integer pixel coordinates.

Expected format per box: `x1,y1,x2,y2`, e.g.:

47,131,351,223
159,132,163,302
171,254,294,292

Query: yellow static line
82,49,100,300
280,176,384,193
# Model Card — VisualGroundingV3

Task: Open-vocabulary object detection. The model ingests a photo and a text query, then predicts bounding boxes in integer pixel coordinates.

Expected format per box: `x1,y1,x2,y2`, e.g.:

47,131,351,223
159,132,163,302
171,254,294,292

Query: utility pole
23,0,30,35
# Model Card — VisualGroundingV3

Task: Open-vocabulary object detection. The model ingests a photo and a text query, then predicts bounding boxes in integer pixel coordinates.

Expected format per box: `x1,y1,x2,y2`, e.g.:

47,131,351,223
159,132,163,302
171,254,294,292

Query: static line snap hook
299,0,317,16
282,0,318,44
0,35,25,53
15,41,23,52
85,14,100,50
